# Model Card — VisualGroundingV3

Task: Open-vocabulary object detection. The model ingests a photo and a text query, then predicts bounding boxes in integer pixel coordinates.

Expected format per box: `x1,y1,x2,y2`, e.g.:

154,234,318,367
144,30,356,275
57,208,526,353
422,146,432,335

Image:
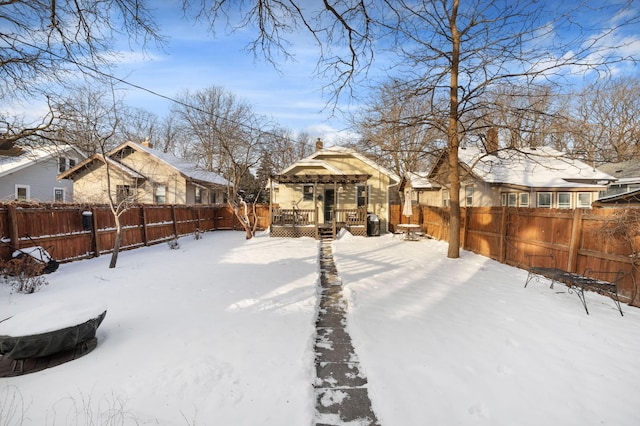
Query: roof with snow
59,141,229,187
277,146,400,184
406,172,440,190
456,146,616,189
119,142,229,186
0,144,81,178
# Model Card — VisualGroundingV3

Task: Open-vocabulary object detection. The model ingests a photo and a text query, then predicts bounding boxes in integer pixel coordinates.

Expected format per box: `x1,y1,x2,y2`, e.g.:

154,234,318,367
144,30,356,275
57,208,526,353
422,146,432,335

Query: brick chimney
486,128,498,153
315,138,323,151
141,138,153,149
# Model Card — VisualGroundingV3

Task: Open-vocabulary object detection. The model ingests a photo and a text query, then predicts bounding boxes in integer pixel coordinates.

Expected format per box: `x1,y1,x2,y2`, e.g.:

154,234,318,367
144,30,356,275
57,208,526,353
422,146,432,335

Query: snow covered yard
1,232,319,425
333,233,640,426
1,230,639,425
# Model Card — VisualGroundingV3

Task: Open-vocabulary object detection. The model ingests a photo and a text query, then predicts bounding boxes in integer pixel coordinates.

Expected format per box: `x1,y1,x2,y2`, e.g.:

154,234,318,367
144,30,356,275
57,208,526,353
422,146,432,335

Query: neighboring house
58,141,229,205
0,140,82,203
593,188,640,207
596,160,640,198
269,139,400,238
422,145,616,209
400,171,441,206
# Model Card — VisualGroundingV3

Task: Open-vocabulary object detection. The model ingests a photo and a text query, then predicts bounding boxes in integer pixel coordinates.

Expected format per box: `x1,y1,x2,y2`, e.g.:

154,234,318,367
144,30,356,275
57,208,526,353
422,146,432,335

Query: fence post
499,206,508,263
567,208,584,272
171,205,178,238
461,207,470,249
141,206,149,246
7,204,19,251
91,207,100,257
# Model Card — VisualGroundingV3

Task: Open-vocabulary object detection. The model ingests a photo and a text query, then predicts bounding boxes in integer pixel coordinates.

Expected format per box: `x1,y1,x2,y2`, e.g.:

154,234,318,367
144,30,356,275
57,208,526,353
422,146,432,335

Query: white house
419,145,617,209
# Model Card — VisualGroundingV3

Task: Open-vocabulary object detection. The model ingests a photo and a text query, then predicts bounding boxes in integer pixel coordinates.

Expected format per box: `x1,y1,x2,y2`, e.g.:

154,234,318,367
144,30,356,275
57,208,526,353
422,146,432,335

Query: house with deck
269,140,400,239
417,144,616,209
58,141,229,205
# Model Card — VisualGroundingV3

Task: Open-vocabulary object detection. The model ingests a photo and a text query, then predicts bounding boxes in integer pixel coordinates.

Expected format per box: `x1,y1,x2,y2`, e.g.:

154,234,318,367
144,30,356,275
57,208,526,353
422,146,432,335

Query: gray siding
0,157,74,202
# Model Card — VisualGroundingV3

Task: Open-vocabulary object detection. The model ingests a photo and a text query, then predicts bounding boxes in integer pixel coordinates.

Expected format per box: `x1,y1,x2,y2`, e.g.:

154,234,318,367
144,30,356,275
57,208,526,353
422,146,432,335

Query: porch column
269,178,273,233
333,180,338,238
313,181,319,239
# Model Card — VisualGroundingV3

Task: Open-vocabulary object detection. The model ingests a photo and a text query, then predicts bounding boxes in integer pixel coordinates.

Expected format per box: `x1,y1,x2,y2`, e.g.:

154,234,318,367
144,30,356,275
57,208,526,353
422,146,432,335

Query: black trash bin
82,211,93,231
367,214,380,236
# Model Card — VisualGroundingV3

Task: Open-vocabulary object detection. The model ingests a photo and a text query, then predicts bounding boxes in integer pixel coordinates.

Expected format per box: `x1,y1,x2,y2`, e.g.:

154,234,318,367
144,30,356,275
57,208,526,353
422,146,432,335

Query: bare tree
172,86,267,238
566,76,640,165
0,0,162,142
188,0,639,258
117,107,161,146
260,127,315,172
55,86,136,268
54,85,126,155
352,79,446,178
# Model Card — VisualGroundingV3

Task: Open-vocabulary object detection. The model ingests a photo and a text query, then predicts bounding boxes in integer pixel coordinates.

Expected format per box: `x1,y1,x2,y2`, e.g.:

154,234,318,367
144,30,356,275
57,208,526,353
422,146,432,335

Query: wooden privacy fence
391,204,640,307
0,203,251,263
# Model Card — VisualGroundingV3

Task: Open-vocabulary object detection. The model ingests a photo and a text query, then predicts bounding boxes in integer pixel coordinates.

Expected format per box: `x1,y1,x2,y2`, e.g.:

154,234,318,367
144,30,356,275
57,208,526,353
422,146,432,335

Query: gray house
0,141,82,202
597,160,640,198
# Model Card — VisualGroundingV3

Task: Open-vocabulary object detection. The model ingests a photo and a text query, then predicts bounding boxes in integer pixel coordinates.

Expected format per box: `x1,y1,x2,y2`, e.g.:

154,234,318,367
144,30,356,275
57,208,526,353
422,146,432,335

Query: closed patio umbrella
402,190,413,219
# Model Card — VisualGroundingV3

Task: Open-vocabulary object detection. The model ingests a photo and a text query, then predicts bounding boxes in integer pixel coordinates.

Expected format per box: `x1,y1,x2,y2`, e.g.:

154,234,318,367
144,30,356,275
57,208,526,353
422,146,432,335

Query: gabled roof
597,160,640,184
58,153,146,180
0,144,82,178
59,141,229,186
277,146,400,184
279,159,346,176
117,141,228,186
449,146,615,189
406,172,440,190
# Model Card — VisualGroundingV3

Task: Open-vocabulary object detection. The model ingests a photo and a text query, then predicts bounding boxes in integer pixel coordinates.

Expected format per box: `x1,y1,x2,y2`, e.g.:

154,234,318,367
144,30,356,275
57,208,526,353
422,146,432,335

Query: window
507,193,517,207
69,158,76,168
465,185,474,207
155,185,166,204
558,192,572,209
501,193,507,206
537,192,552,208
15,184,29,201
195,187,202,204
519,193,530,207
54,188,65,202
116,185,132,204
442,189,450,207
303,184,314,201
577,192,592,208
58,157,67,173
356,185,370,207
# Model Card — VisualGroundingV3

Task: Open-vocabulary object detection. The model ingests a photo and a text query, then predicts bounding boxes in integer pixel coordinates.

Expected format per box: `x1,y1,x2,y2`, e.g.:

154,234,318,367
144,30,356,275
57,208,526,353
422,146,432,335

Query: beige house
270,140,400,239
58,141,229,205
411,145,616,209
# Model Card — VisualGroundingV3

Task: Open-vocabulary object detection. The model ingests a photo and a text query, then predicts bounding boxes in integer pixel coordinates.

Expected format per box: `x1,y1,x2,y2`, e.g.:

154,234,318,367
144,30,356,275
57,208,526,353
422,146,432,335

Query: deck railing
334,207,367,226
271,208,316,226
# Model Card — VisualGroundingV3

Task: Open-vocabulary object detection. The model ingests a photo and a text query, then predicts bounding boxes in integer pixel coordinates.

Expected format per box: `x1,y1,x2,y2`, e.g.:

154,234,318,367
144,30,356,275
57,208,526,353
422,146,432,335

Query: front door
324,189,335,223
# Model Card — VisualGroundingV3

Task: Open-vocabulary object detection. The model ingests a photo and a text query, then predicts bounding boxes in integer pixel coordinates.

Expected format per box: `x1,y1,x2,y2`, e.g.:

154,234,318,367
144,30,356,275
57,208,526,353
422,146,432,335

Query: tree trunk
109,216,123,268
447,0,461,259
231,199,253,239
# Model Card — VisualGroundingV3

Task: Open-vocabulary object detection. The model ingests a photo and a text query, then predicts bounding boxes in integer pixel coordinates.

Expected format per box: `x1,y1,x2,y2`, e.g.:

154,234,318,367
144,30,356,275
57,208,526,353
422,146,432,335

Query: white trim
15,184,30,201
53,187,66,202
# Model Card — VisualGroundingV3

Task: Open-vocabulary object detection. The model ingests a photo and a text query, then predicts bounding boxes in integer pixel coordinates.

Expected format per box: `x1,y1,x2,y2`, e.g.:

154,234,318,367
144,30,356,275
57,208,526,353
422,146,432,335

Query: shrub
0,255,48,294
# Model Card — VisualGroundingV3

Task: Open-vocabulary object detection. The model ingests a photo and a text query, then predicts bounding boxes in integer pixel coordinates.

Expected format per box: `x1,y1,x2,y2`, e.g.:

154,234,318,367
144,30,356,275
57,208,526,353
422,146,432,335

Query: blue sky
114,2,357,141
110,1,640,143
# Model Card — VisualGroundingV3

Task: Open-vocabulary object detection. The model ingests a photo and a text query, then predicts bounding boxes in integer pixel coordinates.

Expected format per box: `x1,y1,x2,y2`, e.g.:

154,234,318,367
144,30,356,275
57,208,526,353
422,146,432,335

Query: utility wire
4,32,345,140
